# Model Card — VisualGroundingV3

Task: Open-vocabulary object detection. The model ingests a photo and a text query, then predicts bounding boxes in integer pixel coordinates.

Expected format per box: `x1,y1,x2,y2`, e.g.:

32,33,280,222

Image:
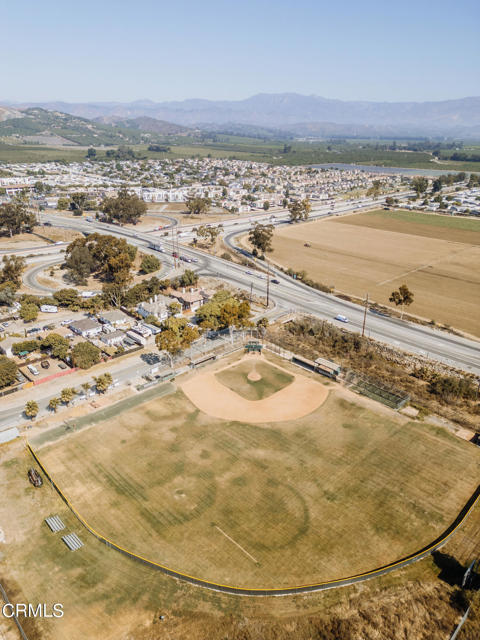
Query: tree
60,387,76,405
41,333,70,360
81,382,91,394
389,284,414,319
69,192,88,215
367,180,382,198
0,284,15,307
86,147,97,159
248,223,274,256
195,224,222,246
412,176,428,198
19,302,39,323
57,197,70,211
48,397,60,413
0,356,18,389
263,201,270,211
25,400,39,420
140,254,161,274
185,196,210,216
0,255,26,289
64,245,95,284
256,316,269,334
168,301,182,316
155,317,200,364
65,233,135,284
102,282,126,307
0,201,36,237
385,196,395,206
94,373,113,393
71,342,101,369
196,292,251,331
53,288,80,308
101,188,147,225
178,269,199,287
288,199,311,223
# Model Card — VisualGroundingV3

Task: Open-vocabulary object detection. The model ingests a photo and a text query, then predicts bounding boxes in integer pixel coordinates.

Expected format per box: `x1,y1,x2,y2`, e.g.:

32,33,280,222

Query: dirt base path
181,354,328,422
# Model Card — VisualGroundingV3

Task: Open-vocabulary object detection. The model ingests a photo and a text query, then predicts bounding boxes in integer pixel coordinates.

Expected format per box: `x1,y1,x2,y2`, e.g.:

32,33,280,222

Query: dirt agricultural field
271,209,480,335
33,352,480,592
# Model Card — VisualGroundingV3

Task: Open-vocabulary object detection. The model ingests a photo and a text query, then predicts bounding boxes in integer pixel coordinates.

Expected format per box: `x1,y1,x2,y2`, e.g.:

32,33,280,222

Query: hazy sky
2,0,479,103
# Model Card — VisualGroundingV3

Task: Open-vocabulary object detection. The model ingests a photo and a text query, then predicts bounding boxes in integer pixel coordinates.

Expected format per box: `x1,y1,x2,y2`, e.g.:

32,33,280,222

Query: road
33,199,479,376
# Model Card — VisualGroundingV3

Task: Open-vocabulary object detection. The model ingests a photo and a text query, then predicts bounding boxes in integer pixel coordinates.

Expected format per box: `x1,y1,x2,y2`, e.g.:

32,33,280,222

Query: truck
148,242,164,252
40,304,58,313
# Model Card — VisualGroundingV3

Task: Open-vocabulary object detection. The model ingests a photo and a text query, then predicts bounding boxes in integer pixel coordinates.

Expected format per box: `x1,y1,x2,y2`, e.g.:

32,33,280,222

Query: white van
27,364,40,376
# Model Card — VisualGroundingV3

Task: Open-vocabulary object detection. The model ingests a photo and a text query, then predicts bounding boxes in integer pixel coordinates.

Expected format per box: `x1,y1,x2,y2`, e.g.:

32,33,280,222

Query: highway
33,199,479,376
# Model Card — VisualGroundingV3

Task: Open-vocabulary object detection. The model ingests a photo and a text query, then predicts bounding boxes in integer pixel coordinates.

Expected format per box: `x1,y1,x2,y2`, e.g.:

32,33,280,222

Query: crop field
271,209,480,335
33,354,480,591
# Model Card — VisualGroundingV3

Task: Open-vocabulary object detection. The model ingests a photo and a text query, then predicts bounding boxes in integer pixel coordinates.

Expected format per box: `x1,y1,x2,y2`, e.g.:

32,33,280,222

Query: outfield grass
215,360,293,400
36,366,480,590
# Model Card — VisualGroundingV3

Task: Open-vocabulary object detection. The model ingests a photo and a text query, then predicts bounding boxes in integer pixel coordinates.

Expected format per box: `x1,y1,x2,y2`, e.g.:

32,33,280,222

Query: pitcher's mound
247,370,262,382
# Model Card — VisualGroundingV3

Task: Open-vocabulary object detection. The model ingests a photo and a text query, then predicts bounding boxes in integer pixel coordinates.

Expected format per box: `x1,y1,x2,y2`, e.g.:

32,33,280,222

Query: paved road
36,202,480,376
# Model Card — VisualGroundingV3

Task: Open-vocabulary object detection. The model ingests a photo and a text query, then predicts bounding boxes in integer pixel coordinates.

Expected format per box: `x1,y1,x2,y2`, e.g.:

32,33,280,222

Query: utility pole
266,261,270,309
249,282,253,305
362,293,369,337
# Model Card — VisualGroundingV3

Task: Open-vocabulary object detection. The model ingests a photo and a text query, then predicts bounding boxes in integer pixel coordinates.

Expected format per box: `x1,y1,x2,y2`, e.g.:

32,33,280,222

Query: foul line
215,526,259,564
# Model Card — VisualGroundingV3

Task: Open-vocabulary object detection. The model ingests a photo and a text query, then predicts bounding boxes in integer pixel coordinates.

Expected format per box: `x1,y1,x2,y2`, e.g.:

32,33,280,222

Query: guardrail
26,441,480,597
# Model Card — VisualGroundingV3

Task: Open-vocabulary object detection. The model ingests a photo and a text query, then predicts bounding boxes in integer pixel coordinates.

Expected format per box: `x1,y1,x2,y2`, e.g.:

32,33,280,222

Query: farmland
271,209,480,335
32,354,480,592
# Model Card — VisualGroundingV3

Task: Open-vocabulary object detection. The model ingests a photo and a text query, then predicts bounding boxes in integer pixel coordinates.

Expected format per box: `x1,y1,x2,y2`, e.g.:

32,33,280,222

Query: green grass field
215,360,294,400
336,208,480,245
35,359,480,590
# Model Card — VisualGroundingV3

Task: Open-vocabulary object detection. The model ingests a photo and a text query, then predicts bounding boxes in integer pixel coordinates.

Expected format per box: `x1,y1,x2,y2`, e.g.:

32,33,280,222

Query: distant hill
11,94,480,138
103,116,193,135
0,106,23,122
0,107,191,146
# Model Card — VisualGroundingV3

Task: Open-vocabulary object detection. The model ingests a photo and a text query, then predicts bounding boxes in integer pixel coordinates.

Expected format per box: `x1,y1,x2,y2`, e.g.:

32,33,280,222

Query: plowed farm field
271,209,480,335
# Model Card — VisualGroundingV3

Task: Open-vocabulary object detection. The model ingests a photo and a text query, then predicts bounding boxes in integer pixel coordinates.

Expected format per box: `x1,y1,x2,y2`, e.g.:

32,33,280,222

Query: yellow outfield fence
26,441,480,597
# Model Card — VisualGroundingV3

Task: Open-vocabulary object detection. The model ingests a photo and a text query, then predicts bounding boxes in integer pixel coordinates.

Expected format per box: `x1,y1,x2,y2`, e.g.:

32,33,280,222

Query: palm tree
25,400,39,420
48,397,60,413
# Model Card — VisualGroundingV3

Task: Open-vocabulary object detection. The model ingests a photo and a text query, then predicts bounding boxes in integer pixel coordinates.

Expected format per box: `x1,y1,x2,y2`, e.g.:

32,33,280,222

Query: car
246,270,253,275
54,241,63,245
40,360,50,369
271,279,280,284
334,314,349,323
58,362,68,369
191,257,199,263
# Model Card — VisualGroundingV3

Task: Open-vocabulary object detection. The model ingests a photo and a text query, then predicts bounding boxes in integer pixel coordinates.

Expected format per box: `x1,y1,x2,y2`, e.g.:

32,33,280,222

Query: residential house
69,318,103,338
100,330,125,347
137,294,170,321
169,288,210,313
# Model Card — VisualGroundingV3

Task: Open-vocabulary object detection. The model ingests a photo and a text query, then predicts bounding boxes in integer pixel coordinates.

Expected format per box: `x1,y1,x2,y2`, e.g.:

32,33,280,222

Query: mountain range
4,93,480,138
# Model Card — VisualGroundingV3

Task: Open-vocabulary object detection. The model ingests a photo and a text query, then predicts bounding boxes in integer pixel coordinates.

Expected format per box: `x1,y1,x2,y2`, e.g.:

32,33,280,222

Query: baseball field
32,352,480,590
270,209,480,335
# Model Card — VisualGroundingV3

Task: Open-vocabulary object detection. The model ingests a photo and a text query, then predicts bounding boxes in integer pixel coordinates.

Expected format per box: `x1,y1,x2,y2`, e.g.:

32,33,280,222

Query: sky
2,0,479,104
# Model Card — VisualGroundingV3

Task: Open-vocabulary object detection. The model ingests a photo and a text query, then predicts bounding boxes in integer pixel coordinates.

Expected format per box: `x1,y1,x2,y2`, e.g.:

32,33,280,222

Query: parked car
40,360,50,369
58,362,68,369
